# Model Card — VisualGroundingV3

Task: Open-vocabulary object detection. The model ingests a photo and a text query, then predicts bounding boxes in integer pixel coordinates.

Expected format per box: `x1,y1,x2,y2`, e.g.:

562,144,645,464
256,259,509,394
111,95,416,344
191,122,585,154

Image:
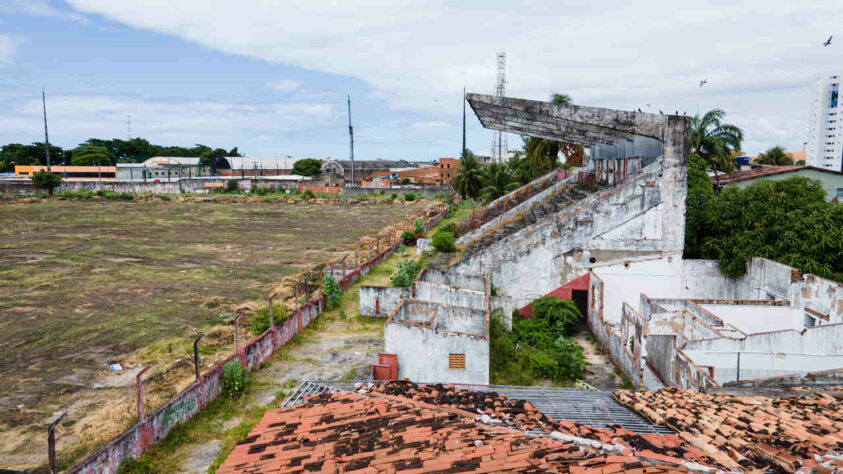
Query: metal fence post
48,411,66,474
193,334,204,381
736,351,741,382
136,365,151,420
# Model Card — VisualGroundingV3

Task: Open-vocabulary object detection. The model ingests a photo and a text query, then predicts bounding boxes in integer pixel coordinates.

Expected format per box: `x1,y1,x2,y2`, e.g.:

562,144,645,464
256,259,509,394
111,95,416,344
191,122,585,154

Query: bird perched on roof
674,110,678,115
824,35,833,47
659,110,664,115
637,108,642,113
699,79,708,88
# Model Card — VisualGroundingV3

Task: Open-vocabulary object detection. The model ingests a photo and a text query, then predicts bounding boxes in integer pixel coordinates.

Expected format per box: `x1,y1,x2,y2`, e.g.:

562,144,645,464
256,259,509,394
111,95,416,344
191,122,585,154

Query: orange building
14,165,116,180
396,166,440,185
438,158,460,183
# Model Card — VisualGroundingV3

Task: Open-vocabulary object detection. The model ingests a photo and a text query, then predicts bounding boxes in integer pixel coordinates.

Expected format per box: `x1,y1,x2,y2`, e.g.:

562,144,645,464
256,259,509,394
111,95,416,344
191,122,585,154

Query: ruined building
361,93,843,390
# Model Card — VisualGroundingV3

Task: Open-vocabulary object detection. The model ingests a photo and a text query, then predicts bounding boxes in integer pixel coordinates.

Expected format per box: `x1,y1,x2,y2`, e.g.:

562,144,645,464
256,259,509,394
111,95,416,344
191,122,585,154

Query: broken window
449,353,466,370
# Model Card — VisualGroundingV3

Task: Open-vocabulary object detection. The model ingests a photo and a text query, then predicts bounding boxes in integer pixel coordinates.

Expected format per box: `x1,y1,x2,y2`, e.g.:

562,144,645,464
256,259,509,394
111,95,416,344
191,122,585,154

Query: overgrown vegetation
401,230,417,245
225,179,239,192
222,360,249,398
390,259,420,287
322,275,342,309
250,304,289,335
431,229,456,253
685,156,843,281
413,218,425,234
490,298,585,385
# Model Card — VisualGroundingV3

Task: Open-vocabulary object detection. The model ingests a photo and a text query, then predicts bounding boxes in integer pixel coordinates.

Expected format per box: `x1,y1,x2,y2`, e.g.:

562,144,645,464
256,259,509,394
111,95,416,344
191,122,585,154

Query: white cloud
266,79,302,91
0,33,19,62
47,0,843,153
411,120,449,131
0,93,333,151
3,0,88,23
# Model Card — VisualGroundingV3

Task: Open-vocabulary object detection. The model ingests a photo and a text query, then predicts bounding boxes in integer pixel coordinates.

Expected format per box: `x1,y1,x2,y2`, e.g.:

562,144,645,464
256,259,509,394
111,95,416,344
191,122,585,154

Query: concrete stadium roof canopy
466,93,671,146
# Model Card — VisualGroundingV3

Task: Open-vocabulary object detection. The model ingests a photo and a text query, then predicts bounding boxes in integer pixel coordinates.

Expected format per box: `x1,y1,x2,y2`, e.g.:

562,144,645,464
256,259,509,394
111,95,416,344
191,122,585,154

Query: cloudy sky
1,0,842,160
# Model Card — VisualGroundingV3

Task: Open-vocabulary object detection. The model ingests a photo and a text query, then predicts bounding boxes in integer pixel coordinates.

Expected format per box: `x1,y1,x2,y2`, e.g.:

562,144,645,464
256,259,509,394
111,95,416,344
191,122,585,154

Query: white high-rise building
807,72,843,171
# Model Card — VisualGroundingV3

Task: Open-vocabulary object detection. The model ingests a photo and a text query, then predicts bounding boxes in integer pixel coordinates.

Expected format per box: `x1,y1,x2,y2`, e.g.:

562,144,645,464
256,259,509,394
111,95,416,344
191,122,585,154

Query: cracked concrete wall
359,286,412,317
414,281,486,311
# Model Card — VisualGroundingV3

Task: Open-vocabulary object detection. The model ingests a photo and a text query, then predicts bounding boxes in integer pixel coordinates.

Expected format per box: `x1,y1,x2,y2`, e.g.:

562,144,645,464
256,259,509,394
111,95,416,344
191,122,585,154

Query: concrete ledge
359,286,412,317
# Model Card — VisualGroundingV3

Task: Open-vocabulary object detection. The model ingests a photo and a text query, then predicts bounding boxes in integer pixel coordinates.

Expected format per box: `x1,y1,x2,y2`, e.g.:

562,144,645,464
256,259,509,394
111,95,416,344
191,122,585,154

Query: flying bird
824,35,833,47
699,79,708,88
683,111,687,116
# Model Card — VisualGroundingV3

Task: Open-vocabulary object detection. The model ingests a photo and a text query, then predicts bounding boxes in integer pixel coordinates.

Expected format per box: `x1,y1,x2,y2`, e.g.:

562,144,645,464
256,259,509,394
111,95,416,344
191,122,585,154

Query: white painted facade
807,72,843,171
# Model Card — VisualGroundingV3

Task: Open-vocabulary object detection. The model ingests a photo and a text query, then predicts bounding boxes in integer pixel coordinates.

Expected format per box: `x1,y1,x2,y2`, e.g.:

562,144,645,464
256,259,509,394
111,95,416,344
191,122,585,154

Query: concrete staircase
460,183,600,259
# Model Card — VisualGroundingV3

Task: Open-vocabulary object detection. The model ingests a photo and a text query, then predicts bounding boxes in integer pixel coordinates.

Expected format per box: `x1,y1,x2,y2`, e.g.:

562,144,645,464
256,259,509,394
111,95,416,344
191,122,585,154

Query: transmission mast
42,88,51,172
490,52,507,163
347,95,355,186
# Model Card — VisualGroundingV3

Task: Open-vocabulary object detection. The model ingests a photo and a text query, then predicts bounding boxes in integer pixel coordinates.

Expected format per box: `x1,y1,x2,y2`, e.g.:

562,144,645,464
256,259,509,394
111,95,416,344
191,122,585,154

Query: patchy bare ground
0,199,431,471
571,322,621,391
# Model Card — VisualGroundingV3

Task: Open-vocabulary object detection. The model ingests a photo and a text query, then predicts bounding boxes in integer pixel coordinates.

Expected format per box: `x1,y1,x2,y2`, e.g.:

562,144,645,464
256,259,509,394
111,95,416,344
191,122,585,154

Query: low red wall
517,273,590,319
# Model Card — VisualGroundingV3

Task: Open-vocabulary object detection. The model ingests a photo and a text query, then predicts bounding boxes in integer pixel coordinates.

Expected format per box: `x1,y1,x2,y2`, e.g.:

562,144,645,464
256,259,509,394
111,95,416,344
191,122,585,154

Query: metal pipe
193,334,205,381
48,411,66,474
736,351,741,382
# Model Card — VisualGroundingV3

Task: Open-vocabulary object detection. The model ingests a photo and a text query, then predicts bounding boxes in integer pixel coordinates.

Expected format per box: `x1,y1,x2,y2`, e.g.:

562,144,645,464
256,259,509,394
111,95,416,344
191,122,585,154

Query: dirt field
0,198,429,470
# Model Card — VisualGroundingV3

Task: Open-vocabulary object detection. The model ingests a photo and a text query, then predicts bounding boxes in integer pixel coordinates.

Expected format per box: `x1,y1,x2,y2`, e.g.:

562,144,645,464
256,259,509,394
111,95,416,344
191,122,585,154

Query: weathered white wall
384,323,488,384
593,255,684,324
414,281,486,311
699,304,805,333
358,286,412,317
684,323,843,384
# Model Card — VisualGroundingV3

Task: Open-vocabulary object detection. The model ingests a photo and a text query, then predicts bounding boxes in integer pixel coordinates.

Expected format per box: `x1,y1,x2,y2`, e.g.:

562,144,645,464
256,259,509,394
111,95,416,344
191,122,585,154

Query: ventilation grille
449,353,466,370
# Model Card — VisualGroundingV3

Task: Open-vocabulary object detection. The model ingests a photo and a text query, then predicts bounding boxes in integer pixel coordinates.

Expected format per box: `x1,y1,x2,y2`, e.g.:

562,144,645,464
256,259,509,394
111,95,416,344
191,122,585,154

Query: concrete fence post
268,292,276,328
304,274,311,302
294,285,299,312
193,334,204,381
136,365,151,420
342,256,347,279
234,313,243,353
47,411,66,474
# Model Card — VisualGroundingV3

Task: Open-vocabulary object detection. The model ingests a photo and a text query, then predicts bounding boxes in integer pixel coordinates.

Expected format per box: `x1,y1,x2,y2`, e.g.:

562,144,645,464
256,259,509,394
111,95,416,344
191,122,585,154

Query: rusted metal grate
449,353,466,369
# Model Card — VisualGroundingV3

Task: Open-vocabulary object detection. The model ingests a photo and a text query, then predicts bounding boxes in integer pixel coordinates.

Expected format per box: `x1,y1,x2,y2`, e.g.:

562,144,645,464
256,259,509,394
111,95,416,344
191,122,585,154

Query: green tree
291,158,322,176
700,177,843,281
31,170,61,194
480,162,518,202
755,146,793,166
453,150,483,199
199,148,232,170
70,144,112,166
684,154,715,258
531,296,581,334
0,142,66,170
689,109,743,173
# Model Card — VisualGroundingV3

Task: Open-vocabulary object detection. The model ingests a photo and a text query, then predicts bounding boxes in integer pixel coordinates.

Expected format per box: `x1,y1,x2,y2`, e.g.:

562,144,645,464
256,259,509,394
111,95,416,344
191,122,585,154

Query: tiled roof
614,387,843,472
713,165,806,184
218,389,709,473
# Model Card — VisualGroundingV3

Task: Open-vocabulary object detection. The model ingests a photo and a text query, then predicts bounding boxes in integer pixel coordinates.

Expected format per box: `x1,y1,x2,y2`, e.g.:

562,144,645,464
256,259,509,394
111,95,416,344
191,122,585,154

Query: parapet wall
359,286,412,317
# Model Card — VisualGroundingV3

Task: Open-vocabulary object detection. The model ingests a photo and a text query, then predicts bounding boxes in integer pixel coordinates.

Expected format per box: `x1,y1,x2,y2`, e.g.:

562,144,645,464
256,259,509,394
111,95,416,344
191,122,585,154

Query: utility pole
348,95,355,186
462,87,466,159
42,88,51,172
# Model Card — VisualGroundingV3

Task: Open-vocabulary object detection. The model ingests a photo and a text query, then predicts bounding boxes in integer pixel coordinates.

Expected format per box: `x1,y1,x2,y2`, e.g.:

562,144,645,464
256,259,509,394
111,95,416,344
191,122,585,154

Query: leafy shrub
401,230,417,245
390,259,419,287
531,296,581,334
322,274,342,309
413,218,425,234
223,360,249,398
431,230,455,253
31,170,61,194
250,304,289,335
117,454,152,474
302,189,316,200
400,177,411,185
390,193,397,200
226,179,239,192
404,192,417,202
396,244,407,254
255,186,269,196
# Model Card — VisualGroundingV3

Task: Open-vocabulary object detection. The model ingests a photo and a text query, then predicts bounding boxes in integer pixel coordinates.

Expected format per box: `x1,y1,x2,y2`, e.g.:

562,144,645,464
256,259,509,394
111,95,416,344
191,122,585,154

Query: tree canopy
689,108,743,173
291,158,323,176
31,170,61,194
70,144,112,166
453,150,483,199
685,170,843,282
755,146,793,166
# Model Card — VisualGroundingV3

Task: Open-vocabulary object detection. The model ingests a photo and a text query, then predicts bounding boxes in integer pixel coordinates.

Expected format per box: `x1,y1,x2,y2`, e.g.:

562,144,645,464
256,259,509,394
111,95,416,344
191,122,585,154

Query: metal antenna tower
347,95,355,186
42,88,51,171
490,52,507,163
127,114,132,140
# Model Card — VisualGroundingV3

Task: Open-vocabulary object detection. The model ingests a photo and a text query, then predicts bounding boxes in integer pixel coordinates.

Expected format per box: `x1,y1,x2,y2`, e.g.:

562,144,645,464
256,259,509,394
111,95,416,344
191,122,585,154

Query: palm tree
755,146,793,166
453,150,483,200
480,162,518,202
689,109,743,173
522,92,583,176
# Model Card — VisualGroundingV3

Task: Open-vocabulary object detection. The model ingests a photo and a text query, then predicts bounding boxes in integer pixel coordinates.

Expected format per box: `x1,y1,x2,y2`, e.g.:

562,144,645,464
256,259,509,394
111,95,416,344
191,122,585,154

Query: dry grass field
0,198,430,470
